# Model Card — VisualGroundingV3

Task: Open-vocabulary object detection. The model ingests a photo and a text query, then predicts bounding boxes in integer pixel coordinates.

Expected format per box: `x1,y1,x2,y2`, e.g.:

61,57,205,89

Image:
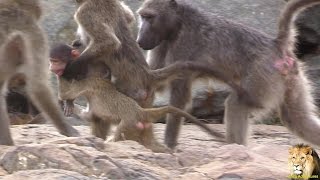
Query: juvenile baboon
50,44,225,152
63,0,155,108
0,0,79,145
137,0,320,148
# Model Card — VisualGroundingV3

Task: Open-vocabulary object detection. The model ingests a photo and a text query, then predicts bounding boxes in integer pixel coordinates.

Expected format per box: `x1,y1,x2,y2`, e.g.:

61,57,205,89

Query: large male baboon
137,0,320,148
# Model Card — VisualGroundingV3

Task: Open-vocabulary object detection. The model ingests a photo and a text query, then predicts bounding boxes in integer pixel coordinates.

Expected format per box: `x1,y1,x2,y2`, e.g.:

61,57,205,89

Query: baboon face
137,0,180,50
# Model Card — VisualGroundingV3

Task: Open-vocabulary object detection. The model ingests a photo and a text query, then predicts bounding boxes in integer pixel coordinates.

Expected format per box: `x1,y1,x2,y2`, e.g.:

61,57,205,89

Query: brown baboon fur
0,0,79,145
58,62,224,152
137,0,320,148
50,44,224,152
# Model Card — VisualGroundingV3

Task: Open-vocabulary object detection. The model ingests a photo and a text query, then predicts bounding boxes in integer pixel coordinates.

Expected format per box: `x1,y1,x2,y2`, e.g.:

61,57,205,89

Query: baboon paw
0,138,14,146
62,126,80,137
164,139,178,149
148,144,173,153
64,106,74,117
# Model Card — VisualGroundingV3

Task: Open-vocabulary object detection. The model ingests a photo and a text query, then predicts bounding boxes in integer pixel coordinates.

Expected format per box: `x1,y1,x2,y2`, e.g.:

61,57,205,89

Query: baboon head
137,0,181,50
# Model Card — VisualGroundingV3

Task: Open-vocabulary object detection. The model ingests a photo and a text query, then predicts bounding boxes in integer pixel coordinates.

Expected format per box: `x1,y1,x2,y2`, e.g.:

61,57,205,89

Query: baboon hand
64,102,74,117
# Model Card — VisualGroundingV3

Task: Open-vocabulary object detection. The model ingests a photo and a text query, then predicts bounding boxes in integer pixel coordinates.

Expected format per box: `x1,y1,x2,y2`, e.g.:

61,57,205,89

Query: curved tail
276,0,320,53
144,106,225,139
280,70,320,146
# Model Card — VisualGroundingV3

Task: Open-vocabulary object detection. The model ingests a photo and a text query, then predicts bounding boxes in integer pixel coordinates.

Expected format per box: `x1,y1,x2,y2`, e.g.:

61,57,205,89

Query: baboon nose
137,40,143,48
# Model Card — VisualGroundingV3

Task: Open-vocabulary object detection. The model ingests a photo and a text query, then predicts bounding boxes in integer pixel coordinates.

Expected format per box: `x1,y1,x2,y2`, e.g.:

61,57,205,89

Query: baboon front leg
165,78,192,149
90,114,111,140
0,83,14,145
26,81,79,137
224,93,250,145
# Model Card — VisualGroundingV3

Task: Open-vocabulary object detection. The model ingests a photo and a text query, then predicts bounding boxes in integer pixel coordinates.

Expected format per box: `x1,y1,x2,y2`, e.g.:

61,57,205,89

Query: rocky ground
2,1,320,179
0,124,307,179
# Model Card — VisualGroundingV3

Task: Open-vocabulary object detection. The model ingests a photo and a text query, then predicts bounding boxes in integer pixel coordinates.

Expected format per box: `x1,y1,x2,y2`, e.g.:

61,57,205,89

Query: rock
1,169,91,180
0,124,312,179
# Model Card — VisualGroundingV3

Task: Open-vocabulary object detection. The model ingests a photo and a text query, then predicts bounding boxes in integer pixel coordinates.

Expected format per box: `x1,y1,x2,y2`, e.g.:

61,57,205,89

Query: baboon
50,44,82,116
137,0,320,148
0,0,79,145
63,0,155,108
50,44,225,152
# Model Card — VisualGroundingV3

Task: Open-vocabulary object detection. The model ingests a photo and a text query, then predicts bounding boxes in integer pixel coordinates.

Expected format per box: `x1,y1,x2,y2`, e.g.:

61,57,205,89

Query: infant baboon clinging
137,0,320,148
50,44,224,152
0,0,79,145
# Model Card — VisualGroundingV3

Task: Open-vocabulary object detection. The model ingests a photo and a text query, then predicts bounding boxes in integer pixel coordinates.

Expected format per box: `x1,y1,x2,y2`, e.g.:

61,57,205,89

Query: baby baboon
50,44,225,152
137,0,320,148
49,44,82,116
0,0,79,145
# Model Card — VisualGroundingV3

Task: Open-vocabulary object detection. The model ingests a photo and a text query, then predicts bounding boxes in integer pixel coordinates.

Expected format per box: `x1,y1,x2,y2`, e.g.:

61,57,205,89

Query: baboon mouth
53,69,64,76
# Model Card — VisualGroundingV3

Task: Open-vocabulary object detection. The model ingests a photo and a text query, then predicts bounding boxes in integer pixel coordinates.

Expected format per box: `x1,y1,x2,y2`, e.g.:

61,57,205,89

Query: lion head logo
288,144,320,179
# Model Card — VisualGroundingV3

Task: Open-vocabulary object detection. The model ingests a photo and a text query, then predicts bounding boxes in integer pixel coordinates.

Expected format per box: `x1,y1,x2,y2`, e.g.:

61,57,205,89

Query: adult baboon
0,0,79,145
137,0,320,148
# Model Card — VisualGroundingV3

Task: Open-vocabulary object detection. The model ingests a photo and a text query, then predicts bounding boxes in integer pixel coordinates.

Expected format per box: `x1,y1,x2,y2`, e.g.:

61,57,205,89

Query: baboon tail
149,61,230,88
1,31,30,68
276,0,320,53
145,106,225,139
280,71,320,146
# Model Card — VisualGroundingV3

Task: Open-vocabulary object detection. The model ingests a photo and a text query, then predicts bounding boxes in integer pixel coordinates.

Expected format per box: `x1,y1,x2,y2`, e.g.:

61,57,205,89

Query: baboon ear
2,32,28,67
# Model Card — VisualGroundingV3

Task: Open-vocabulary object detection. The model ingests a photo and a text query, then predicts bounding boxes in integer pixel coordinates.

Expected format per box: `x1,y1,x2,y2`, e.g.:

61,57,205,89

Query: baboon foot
147,143,173,153
0,137,14,146
61,125,80,137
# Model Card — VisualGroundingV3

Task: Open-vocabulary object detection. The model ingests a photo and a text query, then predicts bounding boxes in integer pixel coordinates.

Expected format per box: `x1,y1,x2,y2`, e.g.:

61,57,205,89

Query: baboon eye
141,14,154,20
301,157,305,159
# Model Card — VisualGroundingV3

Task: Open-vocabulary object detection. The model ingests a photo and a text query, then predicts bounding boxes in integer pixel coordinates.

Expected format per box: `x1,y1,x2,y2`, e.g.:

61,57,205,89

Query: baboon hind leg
26,80,79,137
114,122,171,153
165,78,192,149
90,114,111,140
225,93,250,145
141,126,171,153
0,83,14,145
